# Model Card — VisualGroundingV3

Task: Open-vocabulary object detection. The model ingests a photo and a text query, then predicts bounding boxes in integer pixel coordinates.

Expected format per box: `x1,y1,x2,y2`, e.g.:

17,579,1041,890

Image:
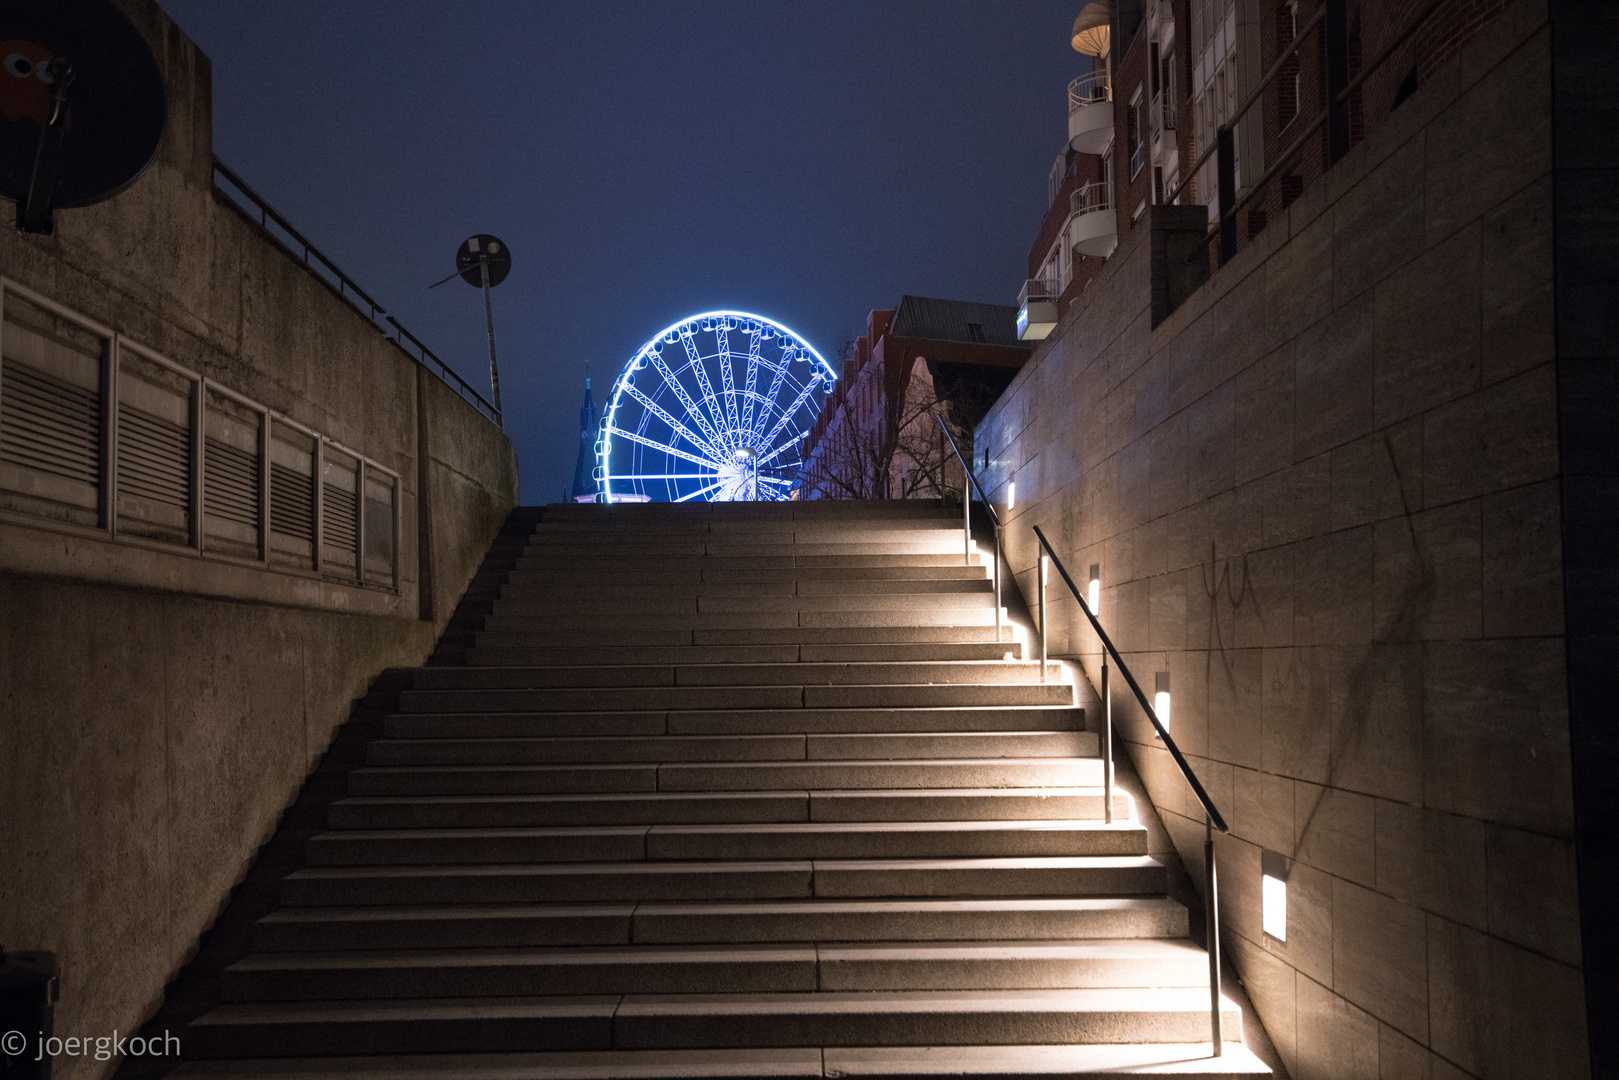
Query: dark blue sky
160,0,1087,502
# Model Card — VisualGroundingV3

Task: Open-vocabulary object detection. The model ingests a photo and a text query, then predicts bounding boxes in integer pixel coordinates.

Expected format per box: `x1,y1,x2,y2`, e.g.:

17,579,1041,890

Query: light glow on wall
1262,850,1289,942
1007,481,1016,511
1087,563,1100,615
1154,671,1170,737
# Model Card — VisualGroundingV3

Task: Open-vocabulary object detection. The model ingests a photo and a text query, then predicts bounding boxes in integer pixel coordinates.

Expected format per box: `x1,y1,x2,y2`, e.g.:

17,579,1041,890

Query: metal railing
211,159,503,427
1017,277,1060,310
1067,70,1112,112
1071,179,1112,217
935,417,1004,645
936,412,1232,1056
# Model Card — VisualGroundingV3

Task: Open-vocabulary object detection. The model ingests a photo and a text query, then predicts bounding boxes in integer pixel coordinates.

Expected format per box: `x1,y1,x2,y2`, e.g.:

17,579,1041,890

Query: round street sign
456,234,511,288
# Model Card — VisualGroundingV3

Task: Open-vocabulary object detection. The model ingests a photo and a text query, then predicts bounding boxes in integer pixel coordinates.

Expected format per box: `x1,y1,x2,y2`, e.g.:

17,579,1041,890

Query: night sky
159,1,1091,503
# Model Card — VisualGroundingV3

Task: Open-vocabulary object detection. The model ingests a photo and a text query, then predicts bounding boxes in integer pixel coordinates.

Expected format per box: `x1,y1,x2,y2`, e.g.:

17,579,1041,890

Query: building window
1128,87,1146,179
965,322,985,343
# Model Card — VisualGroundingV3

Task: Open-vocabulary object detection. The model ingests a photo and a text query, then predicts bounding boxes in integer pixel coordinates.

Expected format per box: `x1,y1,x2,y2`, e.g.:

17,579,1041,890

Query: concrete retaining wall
0,3,517,1074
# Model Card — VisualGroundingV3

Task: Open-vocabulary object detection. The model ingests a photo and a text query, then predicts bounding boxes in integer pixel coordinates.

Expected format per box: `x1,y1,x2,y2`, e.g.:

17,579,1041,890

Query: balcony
1069,180,1116,257
1067,71,1113,155
1016,278,1060,341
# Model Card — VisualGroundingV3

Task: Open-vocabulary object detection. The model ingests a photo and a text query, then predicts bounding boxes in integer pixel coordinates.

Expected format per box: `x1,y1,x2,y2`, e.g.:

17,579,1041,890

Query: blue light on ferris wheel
595,310,835,503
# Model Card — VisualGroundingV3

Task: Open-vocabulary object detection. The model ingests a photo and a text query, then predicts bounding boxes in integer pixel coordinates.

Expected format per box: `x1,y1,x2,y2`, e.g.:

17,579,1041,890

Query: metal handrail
211,158,503,427
1031,526,1226,832
935,416,1003,644
1033,524,1228,1056
933,420,1230,1053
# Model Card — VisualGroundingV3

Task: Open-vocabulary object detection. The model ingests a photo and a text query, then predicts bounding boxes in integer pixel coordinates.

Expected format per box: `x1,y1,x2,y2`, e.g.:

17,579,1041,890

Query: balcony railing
1067,71,1112,111
1067,71,1114,156
1072,179,1112,216
1017,277,1060,310
1069,180,1117,258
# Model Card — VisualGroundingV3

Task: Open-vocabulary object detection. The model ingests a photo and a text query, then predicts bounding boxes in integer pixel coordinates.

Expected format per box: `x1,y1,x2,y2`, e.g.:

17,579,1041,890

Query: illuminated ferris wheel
596,311,836,502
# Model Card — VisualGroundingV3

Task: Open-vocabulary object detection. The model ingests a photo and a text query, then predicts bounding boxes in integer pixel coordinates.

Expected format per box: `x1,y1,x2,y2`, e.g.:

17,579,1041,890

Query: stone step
254,905,636,952
218,944,820,1001
473,608,1003,632
350,758,1104,797
184,996,621,1059
251,897,1186,955
395,684,1069,715
475,622,1010,644
498,580,994,601
631,897,1187,944
302,820,1146,867
602,988,1247,1048
327,787,1124,830
385,712,672,740
170,1042,1269,1078
515,541,971,559
463,642,1024,668
664,707,1082,736
218,938,1210,1004
410,662,1059,691
279,856,1165,907
512,552,984,573
364,732,1094,767
491,593,998,617
502,563,990,589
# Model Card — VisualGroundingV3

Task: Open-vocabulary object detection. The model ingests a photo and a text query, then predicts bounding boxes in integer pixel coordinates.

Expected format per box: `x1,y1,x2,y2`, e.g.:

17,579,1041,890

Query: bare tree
801,358,986,503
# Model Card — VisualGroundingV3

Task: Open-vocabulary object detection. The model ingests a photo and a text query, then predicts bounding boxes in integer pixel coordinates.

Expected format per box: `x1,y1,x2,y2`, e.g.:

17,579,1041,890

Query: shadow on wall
1195,434,1433,864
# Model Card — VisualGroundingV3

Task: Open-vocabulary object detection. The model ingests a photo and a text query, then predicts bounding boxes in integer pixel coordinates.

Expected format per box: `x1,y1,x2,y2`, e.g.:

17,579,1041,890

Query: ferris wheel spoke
740,325,764,436
751,348,795,445
646,345,728,454
756,376,822,456
674,479,727,503
621,382,726,462
717,320,742,438
681,331,731,453
603,425,723,470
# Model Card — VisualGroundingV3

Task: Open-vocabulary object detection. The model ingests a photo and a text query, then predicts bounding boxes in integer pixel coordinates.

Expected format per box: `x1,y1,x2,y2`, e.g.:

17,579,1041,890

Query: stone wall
0,3,517,1075
974,1,1590,1076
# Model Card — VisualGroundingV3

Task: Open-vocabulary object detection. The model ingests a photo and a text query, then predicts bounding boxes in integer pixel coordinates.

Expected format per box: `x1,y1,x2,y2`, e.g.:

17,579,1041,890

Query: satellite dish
0,0,166,233
456,234,511,288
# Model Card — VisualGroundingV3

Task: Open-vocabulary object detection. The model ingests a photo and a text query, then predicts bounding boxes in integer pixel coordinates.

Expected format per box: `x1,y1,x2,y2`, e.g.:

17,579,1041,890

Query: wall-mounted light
1088,563,1100,614
1007,481,1016,512
1262,849,1289,942
1154,671,1170,737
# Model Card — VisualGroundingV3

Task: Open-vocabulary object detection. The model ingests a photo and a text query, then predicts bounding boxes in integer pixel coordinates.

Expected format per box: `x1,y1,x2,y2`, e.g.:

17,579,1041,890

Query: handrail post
994,522,1003,644
963,480,971,565
1206,815,1223,1055
1038,553,1048,682
1102,648,1113,825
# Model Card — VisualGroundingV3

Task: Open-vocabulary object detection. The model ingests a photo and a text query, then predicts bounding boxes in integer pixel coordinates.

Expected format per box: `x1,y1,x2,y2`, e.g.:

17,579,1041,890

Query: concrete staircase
172,501,1269,1078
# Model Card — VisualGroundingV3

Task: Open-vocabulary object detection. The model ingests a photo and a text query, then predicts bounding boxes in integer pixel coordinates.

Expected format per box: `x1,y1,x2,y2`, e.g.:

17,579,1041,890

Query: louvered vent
5,364,100,484
321,449,359,577
203,389,261,559
269,421,315,570
205,439,259,526
0,296,104,528
116,350,194,546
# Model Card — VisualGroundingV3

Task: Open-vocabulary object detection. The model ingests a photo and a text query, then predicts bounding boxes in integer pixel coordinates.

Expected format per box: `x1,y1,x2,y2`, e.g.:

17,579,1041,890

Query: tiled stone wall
975,2,1588,1076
